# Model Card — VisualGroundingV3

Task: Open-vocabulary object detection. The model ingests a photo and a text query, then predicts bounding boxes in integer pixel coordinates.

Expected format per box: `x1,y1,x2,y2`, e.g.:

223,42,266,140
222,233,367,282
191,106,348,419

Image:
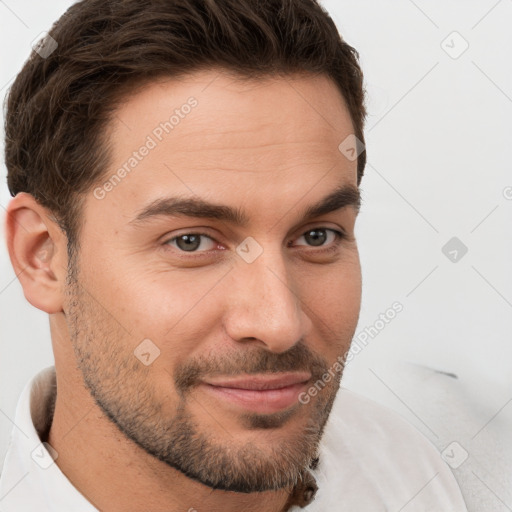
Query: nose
222,245,312,353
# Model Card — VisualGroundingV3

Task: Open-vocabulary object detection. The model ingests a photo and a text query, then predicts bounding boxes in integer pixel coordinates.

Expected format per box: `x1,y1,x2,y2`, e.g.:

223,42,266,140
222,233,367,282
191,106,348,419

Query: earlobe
5,192,67,314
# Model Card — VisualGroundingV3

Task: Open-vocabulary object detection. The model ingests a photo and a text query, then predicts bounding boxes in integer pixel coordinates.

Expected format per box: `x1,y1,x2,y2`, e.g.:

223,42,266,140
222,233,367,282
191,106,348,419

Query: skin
6,68,362,512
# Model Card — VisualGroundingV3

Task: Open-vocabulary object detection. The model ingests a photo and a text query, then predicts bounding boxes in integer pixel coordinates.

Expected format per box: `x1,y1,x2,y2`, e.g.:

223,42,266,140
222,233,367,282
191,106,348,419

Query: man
0,0,467,510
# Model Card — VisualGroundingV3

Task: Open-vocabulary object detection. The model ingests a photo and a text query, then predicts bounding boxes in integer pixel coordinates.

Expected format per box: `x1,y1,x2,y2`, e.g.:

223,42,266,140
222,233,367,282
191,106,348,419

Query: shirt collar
0,366,98,511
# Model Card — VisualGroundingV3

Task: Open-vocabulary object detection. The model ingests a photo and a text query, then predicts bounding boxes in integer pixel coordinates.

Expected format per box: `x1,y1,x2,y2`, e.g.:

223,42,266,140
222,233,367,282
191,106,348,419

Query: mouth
199,372,311,414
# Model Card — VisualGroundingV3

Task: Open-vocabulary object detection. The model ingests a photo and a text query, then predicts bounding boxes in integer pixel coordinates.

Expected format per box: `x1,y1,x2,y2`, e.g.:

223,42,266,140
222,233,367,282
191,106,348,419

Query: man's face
64,69,362,493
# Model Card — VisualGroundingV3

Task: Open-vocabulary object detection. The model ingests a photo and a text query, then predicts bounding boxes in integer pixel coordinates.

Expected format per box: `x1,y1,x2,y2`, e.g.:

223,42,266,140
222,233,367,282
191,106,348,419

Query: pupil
177,235,200,251
306,229,326,246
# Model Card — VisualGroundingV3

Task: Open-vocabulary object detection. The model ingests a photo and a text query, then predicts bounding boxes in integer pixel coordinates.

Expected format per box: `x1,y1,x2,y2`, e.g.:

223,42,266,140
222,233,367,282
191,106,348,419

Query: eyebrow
129,184,361,227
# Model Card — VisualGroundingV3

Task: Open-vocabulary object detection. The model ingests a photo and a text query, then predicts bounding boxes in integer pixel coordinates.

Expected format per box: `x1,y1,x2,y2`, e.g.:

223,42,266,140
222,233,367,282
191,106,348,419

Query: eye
163,232,218,252
293,228,345,249
162,227,346,255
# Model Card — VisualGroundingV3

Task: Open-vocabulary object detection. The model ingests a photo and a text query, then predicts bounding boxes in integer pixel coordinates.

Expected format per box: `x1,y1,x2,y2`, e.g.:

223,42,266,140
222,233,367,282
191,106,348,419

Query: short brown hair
4,0,366,258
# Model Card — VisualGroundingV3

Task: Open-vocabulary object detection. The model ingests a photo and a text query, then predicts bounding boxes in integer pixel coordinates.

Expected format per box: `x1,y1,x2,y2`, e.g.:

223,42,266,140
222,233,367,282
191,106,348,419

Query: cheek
301,255,361,313
84,263,233,373
82,246,211,331
126,268,228,335
300,257,362,350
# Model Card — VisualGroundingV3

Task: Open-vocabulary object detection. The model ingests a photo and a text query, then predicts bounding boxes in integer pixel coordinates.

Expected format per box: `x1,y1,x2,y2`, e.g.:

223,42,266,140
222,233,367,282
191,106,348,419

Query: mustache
174,341,329,394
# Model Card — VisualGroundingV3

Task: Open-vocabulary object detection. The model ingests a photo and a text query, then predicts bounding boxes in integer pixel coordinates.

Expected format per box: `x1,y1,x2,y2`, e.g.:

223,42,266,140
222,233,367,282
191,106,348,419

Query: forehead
112,68,353,134
87,69,358,228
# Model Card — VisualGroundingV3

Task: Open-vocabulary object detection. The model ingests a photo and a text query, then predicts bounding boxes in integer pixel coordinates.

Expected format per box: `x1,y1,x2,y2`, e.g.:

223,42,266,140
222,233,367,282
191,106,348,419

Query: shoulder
301,388,468,511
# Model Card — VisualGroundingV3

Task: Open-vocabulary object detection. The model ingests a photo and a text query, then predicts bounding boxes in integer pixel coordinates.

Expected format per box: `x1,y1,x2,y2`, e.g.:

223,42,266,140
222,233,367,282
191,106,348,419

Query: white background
1,1,511,510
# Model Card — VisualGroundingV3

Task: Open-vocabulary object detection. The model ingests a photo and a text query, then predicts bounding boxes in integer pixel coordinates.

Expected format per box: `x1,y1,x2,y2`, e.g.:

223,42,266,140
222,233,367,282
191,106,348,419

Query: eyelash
162,228,347,256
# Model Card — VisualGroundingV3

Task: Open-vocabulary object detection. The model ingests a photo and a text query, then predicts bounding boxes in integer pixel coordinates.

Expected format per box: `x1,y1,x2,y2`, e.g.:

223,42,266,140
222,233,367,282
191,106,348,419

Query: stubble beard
64,258,344,493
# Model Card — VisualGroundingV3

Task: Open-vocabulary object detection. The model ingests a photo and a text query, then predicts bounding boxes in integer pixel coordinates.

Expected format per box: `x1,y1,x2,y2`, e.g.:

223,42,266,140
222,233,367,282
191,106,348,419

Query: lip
202,372,312,390
199,372,311,414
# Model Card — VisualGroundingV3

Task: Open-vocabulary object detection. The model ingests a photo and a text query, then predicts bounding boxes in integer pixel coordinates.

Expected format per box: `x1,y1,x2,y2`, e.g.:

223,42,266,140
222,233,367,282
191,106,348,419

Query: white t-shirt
0,366,467,511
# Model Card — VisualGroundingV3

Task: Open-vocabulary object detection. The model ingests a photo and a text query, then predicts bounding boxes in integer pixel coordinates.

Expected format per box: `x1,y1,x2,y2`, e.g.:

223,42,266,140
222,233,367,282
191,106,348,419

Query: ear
5,192,69,314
